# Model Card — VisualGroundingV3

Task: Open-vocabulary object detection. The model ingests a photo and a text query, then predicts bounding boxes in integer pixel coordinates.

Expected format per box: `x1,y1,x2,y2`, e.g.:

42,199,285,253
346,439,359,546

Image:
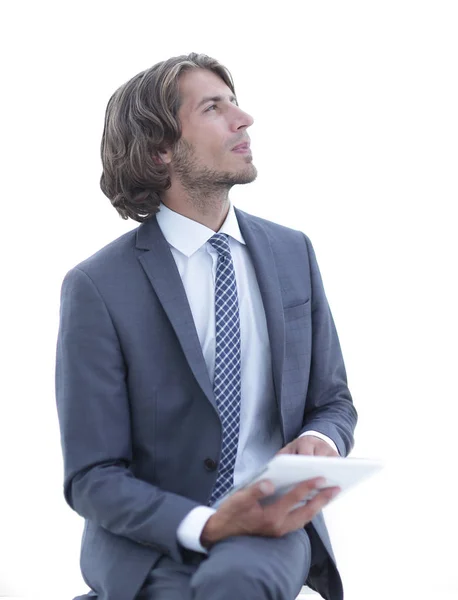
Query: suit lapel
136,211,286,420
235,209,286,415
136,217,216,409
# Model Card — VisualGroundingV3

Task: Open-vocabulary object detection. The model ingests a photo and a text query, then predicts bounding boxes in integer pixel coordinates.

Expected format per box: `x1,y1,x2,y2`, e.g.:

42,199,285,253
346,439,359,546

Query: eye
205,104,218,112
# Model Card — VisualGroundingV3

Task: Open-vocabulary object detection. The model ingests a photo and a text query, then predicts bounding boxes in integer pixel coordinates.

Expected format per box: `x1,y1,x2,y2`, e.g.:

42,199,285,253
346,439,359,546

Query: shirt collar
156,202,246,258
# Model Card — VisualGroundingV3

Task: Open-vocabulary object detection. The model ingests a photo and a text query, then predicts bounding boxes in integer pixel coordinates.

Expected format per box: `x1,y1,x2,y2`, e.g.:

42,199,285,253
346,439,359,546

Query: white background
1,1,457,599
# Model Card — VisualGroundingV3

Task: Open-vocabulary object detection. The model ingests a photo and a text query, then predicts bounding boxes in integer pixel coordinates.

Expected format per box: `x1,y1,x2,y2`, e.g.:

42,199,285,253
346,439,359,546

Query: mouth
232,142,251,154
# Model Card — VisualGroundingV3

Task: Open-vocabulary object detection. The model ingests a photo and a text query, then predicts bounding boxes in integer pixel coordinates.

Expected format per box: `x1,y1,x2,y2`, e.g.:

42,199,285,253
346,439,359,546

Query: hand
278,435,339,457
200,477,340,549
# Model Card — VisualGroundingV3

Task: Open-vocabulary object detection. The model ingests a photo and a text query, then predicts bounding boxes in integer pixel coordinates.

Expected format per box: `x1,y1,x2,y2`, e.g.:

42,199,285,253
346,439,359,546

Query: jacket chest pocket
283,300,312,362
283,299,310,323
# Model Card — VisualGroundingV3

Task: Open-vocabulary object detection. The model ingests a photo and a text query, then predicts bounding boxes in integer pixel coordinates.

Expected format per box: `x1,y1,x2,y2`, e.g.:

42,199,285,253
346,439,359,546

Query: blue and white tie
208,233,241,504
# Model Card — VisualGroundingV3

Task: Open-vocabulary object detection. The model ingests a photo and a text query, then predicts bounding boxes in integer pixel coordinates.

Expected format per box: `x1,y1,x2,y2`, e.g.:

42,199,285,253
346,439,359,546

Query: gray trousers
136,529,311,600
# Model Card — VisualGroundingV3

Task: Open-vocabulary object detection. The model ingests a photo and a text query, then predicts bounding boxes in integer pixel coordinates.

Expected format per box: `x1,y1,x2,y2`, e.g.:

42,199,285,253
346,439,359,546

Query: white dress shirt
155,203,338,553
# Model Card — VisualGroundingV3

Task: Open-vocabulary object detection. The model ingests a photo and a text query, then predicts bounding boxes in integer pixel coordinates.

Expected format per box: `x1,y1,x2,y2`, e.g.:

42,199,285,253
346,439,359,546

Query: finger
285,487,341,529
271,477,326,513
234,479,276,505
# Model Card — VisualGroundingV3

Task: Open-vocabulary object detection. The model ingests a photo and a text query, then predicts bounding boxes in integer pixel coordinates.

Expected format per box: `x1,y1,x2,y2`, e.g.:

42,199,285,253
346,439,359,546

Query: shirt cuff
176,506,217,554
299,430,340,455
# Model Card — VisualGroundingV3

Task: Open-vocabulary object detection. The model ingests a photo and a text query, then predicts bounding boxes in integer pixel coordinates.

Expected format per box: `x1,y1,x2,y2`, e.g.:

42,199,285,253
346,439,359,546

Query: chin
244,163,258,180
231,163,257,184
212,162,257,186
237,159,257,176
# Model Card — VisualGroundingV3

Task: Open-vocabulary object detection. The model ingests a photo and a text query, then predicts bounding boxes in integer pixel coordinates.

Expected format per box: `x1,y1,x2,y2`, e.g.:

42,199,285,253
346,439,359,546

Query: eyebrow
195,95,238,111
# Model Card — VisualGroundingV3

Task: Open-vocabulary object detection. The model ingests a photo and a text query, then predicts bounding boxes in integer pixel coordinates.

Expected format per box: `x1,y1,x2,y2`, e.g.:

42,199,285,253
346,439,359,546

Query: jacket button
204,458,217,471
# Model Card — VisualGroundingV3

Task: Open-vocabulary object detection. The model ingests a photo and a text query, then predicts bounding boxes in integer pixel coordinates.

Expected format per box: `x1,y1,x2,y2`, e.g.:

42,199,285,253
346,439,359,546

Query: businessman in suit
56,53,357,600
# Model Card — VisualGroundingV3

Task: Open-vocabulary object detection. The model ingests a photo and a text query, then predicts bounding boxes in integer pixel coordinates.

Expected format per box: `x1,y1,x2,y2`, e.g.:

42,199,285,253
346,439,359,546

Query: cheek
194,125,228,159
199,140,227,166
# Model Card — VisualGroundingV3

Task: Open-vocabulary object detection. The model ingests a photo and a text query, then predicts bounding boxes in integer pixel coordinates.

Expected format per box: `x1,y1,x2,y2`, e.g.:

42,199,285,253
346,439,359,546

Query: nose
231,105,254,131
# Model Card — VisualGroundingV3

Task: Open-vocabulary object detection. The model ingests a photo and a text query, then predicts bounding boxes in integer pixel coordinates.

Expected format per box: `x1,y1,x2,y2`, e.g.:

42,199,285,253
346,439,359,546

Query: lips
232,142,250,151
233,142,249,150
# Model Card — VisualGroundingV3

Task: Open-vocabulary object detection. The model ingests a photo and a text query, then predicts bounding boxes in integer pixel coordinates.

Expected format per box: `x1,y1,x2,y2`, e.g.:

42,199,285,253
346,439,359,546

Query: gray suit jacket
56,208,357,600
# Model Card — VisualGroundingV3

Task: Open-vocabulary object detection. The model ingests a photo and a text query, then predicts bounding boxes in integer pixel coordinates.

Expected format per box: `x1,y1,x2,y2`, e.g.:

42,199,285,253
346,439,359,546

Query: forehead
178,68,233,112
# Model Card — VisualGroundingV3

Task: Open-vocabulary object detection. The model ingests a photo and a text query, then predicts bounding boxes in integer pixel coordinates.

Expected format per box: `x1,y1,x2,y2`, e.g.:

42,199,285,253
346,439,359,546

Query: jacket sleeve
299,235,358,457
55,267,200,562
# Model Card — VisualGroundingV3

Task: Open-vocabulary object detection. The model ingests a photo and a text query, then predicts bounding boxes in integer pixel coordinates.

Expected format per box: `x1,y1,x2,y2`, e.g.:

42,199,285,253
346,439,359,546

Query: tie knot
209,233,232,260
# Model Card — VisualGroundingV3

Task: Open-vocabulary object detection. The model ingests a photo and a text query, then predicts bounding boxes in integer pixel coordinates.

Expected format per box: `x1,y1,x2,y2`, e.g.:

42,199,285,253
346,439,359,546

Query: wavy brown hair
100,53,236,222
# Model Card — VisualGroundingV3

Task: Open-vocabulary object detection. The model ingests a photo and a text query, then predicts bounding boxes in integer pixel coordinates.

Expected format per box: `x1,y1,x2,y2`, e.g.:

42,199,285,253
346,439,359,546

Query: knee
191,559,278,600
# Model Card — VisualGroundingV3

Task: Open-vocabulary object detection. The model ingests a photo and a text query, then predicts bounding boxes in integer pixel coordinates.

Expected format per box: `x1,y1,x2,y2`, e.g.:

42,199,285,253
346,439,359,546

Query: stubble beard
171,139,257,211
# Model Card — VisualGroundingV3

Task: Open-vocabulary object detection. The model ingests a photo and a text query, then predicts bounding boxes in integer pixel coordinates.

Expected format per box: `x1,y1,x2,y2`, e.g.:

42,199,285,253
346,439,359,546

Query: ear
153,147,172,165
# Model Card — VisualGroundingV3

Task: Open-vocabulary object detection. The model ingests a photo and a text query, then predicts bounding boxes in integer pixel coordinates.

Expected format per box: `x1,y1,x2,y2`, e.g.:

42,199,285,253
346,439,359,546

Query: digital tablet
213,455,384,509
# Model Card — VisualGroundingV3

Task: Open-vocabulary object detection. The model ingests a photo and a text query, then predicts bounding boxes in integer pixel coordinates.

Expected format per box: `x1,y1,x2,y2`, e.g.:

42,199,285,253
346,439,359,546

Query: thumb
277,441,296,455
243,479,275,502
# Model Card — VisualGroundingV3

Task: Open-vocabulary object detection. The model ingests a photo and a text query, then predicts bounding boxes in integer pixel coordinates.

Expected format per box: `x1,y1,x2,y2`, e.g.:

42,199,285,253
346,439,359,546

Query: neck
161,182,231,231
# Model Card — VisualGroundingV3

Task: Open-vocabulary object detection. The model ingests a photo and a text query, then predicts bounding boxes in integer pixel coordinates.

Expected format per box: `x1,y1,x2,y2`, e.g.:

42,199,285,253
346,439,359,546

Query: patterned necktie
208,233,242,504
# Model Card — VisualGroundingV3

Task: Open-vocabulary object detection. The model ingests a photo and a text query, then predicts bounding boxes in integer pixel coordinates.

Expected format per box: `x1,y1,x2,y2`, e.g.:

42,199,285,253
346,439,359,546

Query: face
165,69,257,189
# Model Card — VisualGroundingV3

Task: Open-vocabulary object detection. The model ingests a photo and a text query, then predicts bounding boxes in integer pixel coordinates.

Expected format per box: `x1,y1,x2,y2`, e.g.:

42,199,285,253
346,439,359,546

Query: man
56,52,357,600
